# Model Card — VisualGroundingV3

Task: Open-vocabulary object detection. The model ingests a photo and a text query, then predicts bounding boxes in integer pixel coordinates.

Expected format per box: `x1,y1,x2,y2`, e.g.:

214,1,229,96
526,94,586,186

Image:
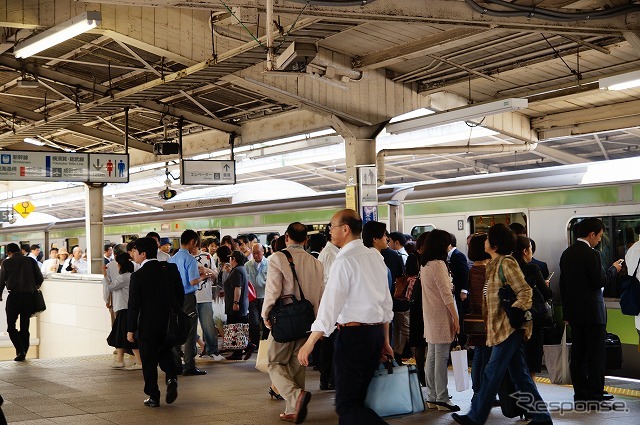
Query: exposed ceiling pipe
266,0,275,71
376,143,538,186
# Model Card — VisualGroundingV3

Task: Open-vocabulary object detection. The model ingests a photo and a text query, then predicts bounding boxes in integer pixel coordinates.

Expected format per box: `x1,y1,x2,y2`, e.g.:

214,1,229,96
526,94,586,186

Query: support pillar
85,184,105,274
344,137,376,214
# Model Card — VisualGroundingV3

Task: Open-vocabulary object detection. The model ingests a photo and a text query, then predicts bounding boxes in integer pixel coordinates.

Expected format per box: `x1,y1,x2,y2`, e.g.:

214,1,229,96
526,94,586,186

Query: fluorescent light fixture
386,98,528,134
14,11,101,59
24,137,45,146
599,70,640,91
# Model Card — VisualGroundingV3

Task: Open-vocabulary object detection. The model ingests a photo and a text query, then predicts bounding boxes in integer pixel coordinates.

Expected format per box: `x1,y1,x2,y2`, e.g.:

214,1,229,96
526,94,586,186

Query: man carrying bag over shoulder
262,222,324,424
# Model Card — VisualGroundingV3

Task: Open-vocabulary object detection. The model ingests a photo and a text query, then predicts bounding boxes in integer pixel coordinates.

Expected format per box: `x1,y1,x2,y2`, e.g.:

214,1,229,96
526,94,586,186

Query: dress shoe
143,397,160,407
166,379,178,404
14,353,26,362
279,413,296,422
451,413,478,425
602,393,614,401
243,343,256,360
436,401,460,412
182,368,206,376
293,390,311,424
426,401,438,409
319,382,335,391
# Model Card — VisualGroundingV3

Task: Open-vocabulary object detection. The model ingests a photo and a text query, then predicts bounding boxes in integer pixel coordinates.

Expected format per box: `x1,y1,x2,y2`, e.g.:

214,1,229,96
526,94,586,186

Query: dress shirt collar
336,238,364,258
286,244,305,250
577,238,591,248
447,247,456,261
140,258,158,267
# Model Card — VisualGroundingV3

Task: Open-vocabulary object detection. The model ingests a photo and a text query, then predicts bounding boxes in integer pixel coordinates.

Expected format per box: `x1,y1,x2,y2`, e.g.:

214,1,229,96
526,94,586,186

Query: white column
84,184,104,274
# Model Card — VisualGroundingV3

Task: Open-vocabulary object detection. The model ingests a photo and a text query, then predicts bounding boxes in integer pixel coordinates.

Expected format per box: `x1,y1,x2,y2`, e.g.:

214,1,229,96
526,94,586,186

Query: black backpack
620,257,640,316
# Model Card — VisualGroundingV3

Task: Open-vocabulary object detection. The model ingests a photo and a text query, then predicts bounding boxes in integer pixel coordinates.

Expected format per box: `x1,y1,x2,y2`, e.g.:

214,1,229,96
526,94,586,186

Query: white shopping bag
543,327,572,385
451,347,471,392
212,297,226,337
255,335,271,373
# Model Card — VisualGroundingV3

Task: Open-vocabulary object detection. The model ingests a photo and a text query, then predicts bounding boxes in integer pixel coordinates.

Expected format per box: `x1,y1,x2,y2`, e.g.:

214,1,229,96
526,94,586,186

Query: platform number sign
458,220,464,231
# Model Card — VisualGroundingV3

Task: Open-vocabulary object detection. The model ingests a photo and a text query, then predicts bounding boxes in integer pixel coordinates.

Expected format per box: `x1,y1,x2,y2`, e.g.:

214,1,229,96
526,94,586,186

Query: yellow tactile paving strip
534,376,640,398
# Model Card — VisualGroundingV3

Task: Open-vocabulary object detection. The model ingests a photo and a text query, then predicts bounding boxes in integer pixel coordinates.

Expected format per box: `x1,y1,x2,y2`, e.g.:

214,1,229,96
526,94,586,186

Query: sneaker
111,361,125,369
126,363,142,370
209,354,225,362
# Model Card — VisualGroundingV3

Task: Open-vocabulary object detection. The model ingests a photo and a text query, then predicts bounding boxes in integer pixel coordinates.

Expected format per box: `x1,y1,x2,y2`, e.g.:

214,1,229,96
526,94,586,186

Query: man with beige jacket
262,222,324,424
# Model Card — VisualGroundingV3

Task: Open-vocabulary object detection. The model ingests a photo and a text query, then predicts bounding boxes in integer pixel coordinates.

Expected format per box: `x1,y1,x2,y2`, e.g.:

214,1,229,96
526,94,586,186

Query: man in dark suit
559,218,621,405
448,234,469,345
127,237,184,407
0,243,44,361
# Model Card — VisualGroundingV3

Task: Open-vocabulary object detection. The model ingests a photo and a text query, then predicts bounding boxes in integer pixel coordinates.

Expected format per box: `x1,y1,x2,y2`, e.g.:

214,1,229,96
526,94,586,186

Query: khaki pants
267,334,306,414
392,310,410,354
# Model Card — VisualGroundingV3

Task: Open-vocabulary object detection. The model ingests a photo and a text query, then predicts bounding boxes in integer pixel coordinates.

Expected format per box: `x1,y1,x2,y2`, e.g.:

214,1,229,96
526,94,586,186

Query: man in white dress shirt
299,209,394,425
625,239,640,340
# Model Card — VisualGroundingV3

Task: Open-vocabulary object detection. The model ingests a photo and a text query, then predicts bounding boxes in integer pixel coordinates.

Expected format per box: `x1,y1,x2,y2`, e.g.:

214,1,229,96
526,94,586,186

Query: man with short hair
0,243,44,361
448,233,470,346
127,238,184,407
299,210,393,425
41,247,59,275
160,238,172,255
28,244,42,268
262,222,324,424
104,244,114,265
147,232,171,261
207,238,220,268
388,232,408,265
191,243,224,361
169,229,208,376
62,246,88,274
246,243,269,346
560,217,622,406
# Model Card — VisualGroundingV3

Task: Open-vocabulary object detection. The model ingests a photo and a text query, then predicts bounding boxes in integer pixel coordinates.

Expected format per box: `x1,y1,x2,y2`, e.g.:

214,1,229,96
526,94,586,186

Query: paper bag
255,336,271,373
451,347,471,392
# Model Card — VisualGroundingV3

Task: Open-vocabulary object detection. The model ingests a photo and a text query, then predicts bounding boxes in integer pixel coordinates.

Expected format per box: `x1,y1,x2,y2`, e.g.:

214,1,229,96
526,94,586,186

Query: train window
122,234,138,243
567,215,640,298
468,213,527,235
411,225,435,240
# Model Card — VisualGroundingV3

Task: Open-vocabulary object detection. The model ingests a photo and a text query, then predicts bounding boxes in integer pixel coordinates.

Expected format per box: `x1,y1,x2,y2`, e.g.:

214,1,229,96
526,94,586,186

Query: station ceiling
1,0,640,219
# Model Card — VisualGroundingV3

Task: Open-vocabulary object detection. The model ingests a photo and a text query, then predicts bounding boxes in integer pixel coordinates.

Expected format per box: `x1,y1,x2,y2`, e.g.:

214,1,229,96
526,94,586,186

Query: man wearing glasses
299,209,394,425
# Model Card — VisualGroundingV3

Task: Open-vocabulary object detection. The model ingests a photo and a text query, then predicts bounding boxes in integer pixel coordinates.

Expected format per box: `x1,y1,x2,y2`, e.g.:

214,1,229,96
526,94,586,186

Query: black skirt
107,309,138,349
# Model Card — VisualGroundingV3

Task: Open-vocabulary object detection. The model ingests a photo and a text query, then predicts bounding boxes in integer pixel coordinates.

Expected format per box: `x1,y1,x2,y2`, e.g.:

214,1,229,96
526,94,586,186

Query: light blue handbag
364,358,425,417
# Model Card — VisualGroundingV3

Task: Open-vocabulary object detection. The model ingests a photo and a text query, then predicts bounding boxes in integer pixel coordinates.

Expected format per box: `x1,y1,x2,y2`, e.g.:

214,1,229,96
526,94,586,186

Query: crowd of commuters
2,212,633,425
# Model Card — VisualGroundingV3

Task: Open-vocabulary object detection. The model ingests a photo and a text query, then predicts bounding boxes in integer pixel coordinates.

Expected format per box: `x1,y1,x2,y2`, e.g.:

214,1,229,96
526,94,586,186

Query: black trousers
6,292,33,356
248,298,267,346
333,325,388,425
319,333,335,387
569,322,606,401
139,337,177,401
173,293,197,371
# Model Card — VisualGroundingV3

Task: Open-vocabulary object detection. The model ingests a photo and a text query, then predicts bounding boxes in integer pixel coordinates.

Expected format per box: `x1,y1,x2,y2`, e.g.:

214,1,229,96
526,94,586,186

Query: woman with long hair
421,229,460,411
223,250,250,361
407,231,429,387
107,253,142,370
514,235,553,378
452,224,552,425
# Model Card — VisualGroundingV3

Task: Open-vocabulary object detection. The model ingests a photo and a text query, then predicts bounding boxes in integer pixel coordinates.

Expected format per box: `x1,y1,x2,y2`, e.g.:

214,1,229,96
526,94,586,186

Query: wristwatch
233,301,239,305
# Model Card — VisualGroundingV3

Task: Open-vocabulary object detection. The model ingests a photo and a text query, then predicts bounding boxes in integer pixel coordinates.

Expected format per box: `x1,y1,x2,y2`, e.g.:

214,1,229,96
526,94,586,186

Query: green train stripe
405,184,636,216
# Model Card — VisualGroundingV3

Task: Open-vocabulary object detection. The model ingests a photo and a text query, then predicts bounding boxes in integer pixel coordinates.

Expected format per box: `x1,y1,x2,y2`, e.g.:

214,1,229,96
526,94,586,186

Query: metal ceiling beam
533,99,640,130
353,28,489,70
99,30,199,67
532,144,591,164
623,31,640,54
593,134,610,160
138,101,239,134
164,0,640,34
65,125,153,153
385,163,437,181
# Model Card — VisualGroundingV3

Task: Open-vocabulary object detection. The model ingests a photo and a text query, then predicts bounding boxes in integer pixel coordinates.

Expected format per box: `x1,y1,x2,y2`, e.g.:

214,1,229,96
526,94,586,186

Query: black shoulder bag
163,263,193,347
268,249,316,343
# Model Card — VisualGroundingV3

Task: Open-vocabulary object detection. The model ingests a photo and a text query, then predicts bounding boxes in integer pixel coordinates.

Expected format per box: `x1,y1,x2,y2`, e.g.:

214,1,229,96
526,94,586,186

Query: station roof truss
1,0,640,219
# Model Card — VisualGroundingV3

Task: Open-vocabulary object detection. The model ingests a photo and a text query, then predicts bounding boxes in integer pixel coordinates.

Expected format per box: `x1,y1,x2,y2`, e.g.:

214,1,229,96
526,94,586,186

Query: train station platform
1,353,638,425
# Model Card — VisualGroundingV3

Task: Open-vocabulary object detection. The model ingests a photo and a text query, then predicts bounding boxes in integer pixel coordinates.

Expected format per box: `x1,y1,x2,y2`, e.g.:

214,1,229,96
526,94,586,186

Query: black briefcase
32,289,46,316
605,332,623,370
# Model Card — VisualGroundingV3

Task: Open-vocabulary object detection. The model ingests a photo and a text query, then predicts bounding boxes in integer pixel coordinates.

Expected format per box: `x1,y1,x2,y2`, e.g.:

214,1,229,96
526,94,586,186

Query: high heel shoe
269,387,285,400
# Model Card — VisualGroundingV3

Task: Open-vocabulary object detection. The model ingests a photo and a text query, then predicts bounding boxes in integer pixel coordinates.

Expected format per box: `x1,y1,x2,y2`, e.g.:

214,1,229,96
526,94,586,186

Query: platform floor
0,353,638,425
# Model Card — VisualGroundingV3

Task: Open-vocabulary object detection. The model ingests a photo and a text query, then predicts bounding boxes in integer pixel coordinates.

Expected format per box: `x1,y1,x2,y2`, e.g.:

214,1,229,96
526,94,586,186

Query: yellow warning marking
534,376,640,398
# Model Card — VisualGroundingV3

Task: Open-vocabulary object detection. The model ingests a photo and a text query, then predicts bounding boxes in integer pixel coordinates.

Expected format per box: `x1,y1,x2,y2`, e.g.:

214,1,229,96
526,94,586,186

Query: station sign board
181,160,236,185
0,151,129,183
